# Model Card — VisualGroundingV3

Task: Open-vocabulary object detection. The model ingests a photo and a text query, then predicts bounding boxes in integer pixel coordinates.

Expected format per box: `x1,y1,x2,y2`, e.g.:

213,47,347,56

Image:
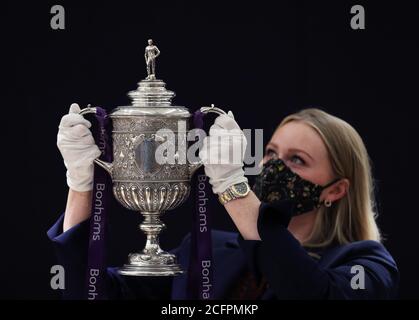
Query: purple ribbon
187,111,214,299
85,107,112,300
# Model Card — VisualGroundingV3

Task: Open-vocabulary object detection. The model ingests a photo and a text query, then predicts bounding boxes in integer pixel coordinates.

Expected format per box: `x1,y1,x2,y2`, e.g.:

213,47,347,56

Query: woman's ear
322,178,350,203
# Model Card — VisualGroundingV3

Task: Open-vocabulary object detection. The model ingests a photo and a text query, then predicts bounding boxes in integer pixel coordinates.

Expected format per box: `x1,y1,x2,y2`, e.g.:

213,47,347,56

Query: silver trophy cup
79,41,225,276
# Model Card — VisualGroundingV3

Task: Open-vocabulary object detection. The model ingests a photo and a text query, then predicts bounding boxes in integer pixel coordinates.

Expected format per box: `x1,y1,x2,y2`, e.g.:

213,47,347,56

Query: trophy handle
79,106,97,116
200,105,227,116
188,105,228,176
78,106,114,176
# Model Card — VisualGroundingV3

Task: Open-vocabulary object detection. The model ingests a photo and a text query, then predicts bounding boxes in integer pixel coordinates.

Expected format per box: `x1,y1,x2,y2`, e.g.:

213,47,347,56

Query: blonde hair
278,108,381,247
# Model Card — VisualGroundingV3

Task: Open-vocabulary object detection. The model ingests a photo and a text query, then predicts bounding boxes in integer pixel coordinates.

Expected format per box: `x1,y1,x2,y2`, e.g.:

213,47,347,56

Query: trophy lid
111,40,190,118
128,79,175,107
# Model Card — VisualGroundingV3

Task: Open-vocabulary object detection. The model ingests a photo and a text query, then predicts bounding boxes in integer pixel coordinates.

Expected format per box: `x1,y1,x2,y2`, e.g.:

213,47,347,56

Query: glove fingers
59,113,92,129
58,124,94,143
214,114,240,131
68,124,94,139
209,123,223,136
69,103,81,114
59,137,98,150
209,126,244,138
199,137,246,165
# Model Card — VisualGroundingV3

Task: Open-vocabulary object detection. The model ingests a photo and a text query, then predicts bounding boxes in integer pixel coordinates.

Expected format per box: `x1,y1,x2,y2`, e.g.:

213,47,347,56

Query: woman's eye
265,149,277,159
290,155,305,165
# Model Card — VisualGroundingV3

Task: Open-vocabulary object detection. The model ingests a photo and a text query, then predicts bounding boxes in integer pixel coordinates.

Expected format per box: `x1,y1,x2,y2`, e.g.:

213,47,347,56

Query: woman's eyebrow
265,143,314,161
265,142,280,153
265,142,276,150
288,148,314,161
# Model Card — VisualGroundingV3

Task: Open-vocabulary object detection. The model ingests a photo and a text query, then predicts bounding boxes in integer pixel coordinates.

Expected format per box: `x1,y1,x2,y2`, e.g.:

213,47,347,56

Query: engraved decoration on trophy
79,40,226,276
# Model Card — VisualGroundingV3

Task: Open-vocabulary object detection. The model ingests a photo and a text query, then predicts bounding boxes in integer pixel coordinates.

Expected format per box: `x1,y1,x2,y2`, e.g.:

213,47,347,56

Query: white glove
57,103,102,192
199,111,248,194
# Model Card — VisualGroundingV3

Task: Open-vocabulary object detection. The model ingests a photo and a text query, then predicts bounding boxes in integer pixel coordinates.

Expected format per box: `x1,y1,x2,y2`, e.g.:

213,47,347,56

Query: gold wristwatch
218,181,251,205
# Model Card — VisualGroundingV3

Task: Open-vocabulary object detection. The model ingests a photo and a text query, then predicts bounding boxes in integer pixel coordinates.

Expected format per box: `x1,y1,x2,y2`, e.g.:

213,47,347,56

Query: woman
49,104,398,299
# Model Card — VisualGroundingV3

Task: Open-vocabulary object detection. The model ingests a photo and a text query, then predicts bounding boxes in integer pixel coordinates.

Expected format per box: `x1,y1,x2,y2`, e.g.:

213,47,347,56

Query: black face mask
253,158,340,216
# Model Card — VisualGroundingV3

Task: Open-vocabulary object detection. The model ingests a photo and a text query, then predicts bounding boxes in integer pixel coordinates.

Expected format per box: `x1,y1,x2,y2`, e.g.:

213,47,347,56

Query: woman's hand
199,111,248,194
57,103,101,232
199,111,261,240
57,103,101,192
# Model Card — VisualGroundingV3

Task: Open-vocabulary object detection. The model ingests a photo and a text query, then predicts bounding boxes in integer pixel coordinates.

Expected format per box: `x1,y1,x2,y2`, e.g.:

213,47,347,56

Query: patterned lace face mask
253,158,340,216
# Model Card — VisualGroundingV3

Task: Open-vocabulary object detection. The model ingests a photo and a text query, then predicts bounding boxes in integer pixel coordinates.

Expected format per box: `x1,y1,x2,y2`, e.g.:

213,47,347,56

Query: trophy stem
140,211,165,255
118,211,184,276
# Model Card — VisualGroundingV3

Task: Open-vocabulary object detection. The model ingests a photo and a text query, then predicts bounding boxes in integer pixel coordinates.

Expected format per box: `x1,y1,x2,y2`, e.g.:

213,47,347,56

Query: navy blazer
47,202,399,299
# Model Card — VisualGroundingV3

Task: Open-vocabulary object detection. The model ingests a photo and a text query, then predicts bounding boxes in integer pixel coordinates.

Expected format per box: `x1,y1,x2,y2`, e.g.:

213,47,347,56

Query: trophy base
117,251,184,277
118,264,184,277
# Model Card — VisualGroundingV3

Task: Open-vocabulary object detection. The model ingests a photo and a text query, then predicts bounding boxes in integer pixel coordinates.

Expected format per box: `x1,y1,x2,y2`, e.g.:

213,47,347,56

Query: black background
2,0,418,299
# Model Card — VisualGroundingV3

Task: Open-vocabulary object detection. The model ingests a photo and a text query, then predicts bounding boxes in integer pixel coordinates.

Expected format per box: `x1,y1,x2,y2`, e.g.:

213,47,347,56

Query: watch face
233,182,249,196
